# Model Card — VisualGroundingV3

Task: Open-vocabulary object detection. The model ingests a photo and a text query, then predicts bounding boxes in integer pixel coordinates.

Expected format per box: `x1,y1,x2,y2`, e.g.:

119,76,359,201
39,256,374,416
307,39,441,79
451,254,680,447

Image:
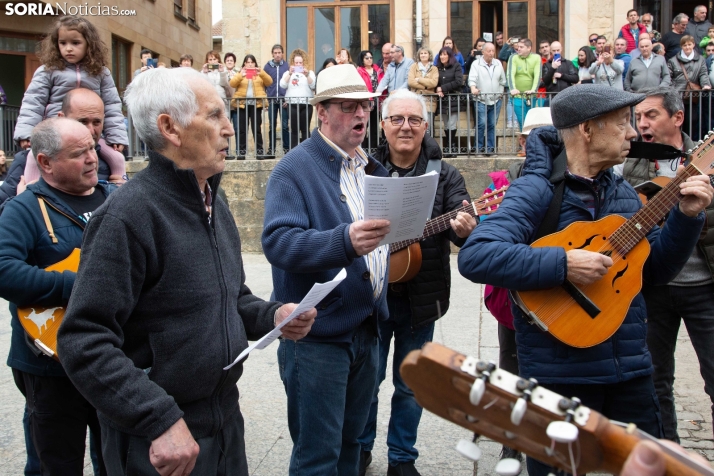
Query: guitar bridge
561,280,600,319
34,339,55,358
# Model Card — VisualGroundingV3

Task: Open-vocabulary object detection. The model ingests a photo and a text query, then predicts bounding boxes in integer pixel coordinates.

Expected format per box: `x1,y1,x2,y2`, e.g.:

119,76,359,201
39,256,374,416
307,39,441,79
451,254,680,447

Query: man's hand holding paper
276,303,316,341
349,219,391,256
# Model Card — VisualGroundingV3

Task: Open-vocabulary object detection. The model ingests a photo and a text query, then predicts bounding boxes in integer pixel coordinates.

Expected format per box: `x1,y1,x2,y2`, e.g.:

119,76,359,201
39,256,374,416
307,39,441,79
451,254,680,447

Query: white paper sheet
224,268,347,370
364,171,439,246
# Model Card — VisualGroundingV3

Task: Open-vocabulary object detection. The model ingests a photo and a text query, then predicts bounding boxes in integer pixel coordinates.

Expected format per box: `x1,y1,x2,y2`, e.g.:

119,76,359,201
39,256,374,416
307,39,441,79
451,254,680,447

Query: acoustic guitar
637,176,672,204
511,134,714,348
17,248,81,361
388,187,507,283
401,342,714,475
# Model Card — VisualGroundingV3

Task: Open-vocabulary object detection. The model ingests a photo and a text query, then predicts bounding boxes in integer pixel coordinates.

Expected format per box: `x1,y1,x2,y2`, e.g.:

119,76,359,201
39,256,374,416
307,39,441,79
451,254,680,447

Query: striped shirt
318,129,388,300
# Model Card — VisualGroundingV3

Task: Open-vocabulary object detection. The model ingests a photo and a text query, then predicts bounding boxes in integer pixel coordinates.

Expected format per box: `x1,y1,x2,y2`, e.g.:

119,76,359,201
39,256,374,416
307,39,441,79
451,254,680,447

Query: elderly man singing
58,67,316,475
458,84,713,476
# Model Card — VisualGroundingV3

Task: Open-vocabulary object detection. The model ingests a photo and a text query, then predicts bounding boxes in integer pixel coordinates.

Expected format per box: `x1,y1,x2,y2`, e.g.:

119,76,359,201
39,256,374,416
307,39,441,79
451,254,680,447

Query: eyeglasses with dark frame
325,100,375,113
589,37,598,43
364,56,373,60
385,115,425,127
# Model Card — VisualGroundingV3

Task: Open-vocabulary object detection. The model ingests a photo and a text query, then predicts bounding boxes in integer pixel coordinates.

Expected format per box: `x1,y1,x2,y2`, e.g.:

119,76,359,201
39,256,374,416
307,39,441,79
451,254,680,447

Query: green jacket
507,53,541,96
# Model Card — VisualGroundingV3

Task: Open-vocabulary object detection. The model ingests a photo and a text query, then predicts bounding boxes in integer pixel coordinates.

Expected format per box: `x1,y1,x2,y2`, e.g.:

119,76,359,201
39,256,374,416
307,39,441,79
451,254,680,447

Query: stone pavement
0,253,712,475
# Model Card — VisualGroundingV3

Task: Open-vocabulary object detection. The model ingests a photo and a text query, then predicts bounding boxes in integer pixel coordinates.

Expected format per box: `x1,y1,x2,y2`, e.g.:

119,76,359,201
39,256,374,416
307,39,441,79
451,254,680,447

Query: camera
603,45,611,54
208,64,219,71
508,37,520,46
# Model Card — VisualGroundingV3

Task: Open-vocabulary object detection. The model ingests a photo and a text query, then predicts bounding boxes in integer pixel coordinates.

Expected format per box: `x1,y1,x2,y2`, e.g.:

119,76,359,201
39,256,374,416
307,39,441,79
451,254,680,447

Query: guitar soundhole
616,290,620,293
602,237,606,240
568,242,572,246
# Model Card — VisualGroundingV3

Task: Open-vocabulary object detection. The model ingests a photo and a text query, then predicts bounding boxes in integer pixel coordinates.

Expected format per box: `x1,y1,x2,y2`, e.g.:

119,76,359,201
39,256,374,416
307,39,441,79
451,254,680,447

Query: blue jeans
278,324,378,476
526,375,662,476
644,283,714,442
358,293,435,465
268,99,290,153
474,100,502,154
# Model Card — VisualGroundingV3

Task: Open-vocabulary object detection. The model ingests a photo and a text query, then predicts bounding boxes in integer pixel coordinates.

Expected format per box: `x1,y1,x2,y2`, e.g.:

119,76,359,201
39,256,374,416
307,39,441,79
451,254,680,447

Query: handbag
678,59,702,104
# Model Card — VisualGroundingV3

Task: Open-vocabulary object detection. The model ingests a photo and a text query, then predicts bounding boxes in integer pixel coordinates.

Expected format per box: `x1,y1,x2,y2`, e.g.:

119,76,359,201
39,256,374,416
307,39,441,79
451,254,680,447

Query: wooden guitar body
388,242,422,283
401,342,713,475
512,215,650,348
17,248,81,361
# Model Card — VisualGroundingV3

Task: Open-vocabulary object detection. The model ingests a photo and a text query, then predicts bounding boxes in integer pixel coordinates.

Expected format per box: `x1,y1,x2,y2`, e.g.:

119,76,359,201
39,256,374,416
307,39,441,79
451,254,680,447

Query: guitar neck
610,164,698,255
390,203,477,253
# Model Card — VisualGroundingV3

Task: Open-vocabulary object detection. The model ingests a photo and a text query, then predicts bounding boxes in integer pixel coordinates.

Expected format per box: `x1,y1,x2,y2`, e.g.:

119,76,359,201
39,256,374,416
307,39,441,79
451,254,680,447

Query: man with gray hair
458,84,713,475
0,117,117,475
377,45,415,94
615,87,714,443
661,13,690,59
357,89,474,476
685,5,712,46
57,67,316,475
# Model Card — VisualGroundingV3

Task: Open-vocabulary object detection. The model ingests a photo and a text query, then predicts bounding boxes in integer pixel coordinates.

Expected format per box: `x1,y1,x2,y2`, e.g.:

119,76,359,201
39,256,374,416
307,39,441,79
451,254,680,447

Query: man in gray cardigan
58,68,316,476
625,37,672,91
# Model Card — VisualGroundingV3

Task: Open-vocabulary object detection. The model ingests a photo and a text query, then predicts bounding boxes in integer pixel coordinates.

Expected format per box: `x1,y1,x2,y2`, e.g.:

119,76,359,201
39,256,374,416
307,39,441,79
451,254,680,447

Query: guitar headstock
687,131,714,176
475,185,508,217
400,342,714,476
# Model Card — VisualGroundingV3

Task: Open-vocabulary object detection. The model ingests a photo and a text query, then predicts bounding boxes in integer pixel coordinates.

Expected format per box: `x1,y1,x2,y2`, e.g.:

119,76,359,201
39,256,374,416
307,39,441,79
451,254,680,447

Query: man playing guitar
457,84,713,476
358,89,476,476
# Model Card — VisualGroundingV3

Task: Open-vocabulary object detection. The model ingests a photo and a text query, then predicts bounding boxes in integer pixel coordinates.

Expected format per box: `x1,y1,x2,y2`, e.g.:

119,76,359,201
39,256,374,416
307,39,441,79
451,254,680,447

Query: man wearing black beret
458,84,714,475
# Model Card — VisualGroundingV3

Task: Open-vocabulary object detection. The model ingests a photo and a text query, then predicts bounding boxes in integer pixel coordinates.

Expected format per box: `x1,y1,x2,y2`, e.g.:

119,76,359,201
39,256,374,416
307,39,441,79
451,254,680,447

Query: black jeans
13,369,106,476
644,283,714,442
497,324,519,375
237,104,265,155
289,104,313,148
525,375,662,476
101,409,248,475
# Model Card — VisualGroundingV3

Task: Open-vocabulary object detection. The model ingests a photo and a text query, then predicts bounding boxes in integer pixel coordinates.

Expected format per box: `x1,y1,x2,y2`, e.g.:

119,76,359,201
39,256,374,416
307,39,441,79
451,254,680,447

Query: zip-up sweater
57,151,281,441
263,60,289,98
507,53,541,95
262,129,389,342
0,179,116,377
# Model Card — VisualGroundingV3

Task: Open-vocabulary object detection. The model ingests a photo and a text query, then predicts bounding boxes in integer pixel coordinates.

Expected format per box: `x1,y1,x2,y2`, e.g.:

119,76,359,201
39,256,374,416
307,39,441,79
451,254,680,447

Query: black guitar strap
626,141,687,161
533,149,568,241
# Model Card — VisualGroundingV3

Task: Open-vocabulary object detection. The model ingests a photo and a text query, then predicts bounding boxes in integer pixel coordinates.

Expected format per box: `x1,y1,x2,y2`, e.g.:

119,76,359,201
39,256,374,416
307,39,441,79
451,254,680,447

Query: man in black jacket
542,41,579,95
57,68,316,476
357,89,475,476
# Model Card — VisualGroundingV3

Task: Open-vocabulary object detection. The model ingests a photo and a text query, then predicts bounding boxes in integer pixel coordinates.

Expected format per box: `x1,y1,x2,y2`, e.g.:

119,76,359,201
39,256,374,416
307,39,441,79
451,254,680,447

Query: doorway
479,2,503,42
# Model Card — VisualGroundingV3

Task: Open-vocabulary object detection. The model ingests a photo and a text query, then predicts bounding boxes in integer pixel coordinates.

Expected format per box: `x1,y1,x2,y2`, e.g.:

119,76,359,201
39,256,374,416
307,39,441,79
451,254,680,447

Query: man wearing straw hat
262,64,392,475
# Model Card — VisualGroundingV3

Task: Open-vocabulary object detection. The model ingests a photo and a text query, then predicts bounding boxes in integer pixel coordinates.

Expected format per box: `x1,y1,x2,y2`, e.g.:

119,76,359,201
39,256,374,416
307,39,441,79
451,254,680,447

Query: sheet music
224,269,347,370
364,171,439,246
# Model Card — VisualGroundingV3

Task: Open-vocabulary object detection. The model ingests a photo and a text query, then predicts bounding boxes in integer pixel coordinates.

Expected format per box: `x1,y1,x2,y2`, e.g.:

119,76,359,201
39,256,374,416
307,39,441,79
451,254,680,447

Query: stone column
565,0,589,60
394,0,415,59
426,0,448,57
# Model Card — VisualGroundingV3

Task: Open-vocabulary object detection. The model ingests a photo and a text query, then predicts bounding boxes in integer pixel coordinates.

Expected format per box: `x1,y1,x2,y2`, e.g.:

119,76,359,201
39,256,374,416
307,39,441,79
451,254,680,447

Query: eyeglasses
364,56,373,59
385,115,425,127
325,100,375,113
589,38,598,43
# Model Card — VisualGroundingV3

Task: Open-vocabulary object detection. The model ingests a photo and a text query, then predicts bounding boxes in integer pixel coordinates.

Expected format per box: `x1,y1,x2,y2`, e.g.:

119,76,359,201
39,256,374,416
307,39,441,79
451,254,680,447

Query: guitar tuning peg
687,149,693,154
456,438,482,462
546,421,579,443
469,361,496,406
511,378,538,425
495,458,522,476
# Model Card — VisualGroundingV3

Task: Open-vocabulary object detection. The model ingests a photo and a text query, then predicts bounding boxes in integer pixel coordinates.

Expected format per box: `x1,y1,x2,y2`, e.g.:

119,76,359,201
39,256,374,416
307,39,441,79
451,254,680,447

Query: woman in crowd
224,52,238,136
434,36,466,72
576,46,597,83
202,50,233,103
356,50,384,151
668,35,711,140
436,47,464,157
464,37,486,76
336,48,355,67
408,47,439,134
321,58,337,71
229,54,273,159
280,48,316,148
588,42,623,89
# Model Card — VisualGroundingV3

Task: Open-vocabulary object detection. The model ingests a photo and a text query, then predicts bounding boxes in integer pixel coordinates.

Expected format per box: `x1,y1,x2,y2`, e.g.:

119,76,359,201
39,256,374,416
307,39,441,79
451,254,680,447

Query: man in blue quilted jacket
457,84,713,476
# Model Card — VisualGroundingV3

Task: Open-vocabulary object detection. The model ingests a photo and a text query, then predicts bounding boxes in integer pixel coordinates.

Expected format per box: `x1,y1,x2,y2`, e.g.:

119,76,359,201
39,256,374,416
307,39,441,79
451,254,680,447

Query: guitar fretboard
609,164,698,254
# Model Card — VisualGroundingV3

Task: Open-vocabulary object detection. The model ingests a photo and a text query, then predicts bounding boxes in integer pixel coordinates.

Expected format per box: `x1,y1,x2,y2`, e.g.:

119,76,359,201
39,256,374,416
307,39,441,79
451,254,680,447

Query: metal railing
6,89,712,159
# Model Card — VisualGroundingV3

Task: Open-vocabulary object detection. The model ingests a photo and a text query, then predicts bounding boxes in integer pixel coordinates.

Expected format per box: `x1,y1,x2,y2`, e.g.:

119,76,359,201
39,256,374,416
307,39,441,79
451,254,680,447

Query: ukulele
388,186,507,283
401,342,714,475
511,133,714,348
17,248,81,361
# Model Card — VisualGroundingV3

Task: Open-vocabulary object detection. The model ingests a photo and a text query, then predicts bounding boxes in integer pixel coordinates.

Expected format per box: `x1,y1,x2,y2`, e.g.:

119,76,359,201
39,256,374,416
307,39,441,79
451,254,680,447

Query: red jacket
356,65,385,97
620,23,647,53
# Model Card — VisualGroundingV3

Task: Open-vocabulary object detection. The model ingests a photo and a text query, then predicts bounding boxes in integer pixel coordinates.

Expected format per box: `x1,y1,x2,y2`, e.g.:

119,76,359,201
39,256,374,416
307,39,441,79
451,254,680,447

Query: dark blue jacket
458,127,705,384
263,59,289,98
0,179,116,376
262,129,389,342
